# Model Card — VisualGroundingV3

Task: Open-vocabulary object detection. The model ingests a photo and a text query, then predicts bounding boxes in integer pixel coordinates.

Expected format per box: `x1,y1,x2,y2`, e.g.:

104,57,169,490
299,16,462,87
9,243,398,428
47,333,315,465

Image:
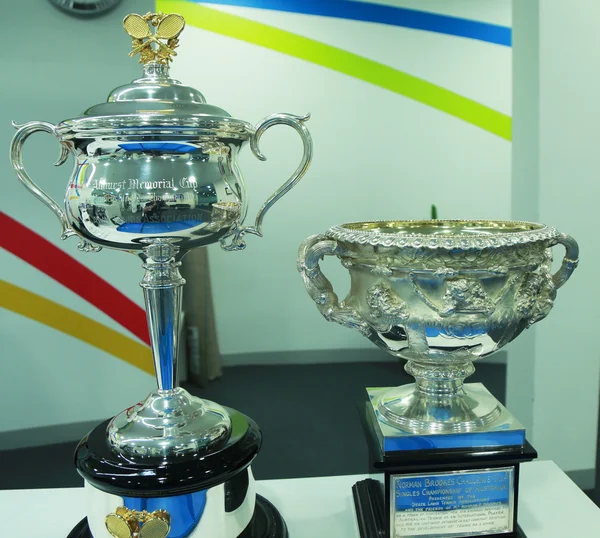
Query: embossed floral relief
440,280,493,316
407,271,520,318
516,268,556,325
332,245,548,272
328,225,554,271
366,284,409,332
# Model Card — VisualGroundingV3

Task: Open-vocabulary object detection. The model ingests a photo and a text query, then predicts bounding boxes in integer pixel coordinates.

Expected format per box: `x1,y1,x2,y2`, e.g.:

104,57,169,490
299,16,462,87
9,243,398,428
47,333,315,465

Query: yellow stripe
158,0,511,140
0,281,154,375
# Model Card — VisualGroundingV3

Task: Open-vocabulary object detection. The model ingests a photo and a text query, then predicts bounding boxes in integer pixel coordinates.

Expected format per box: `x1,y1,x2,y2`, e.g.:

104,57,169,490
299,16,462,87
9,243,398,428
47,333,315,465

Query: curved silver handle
297,234,372,336
10,121,100,252
220,113,313,251
552,233,579,289
11,121,72,237
525,232,579,327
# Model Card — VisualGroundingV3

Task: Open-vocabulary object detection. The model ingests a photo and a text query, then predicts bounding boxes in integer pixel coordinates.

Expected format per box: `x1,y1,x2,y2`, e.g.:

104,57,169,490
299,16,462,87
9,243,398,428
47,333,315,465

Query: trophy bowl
11,60,311,256
298,220,579,434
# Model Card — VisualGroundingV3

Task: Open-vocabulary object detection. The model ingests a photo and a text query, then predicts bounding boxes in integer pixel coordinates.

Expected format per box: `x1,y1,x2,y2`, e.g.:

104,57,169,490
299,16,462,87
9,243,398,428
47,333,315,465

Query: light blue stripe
382,430,526,452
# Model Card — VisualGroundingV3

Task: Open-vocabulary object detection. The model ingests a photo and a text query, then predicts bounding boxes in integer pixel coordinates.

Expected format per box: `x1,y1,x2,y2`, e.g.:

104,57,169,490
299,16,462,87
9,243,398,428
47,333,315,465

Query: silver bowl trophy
10,12,312,538
298,220,578,538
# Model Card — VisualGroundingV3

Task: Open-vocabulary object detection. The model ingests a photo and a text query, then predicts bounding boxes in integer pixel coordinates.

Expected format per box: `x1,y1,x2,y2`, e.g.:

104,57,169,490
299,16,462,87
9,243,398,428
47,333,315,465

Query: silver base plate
107,387,231,459
368,385,526,452
376,382,503,434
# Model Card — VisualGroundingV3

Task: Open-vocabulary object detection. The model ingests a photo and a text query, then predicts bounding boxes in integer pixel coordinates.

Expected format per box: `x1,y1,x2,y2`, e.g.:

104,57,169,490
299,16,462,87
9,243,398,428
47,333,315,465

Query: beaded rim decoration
326,220,559,250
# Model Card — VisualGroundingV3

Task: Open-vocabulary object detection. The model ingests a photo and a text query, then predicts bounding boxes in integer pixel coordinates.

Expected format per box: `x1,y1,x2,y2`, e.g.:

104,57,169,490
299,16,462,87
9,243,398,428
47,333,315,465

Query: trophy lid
82,62,230,119
56,11,252,137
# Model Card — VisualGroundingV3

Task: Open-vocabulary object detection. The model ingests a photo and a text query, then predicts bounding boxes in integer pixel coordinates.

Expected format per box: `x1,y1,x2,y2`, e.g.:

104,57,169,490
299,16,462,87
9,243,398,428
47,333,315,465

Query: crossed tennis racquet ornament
123,12,186,64
105,506,171,538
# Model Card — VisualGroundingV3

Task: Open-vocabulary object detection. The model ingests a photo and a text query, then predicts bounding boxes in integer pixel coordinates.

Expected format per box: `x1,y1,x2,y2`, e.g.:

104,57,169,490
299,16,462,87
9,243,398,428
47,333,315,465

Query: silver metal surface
222,112,313,251
107,387,231,459
105,240,233,457
11,62,312,255
366,385,526,450
10,20,313,459
140,241,185,392
78,62,236,122
298,220,579,434
10,121,100,253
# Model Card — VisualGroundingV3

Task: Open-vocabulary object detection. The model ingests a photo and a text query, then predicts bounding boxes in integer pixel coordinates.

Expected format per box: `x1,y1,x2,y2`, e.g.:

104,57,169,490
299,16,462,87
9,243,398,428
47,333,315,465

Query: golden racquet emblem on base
105,507,171,538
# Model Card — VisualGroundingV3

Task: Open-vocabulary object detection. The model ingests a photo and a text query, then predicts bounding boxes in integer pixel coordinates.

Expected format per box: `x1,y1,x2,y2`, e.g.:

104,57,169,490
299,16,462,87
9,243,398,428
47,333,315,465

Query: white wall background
510,0,599,475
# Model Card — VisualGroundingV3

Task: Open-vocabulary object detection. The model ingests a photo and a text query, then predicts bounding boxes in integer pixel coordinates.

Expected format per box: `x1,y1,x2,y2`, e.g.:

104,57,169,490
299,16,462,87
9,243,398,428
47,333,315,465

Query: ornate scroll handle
551,233,579,289
10,121,100,253
298,234,372,336
220,113,313,251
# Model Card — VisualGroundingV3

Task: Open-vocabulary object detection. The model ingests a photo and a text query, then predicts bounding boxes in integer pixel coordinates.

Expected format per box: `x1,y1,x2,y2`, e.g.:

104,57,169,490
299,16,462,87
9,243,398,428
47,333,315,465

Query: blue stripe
124,490,207,538
119,142,200,152
193,0,512,46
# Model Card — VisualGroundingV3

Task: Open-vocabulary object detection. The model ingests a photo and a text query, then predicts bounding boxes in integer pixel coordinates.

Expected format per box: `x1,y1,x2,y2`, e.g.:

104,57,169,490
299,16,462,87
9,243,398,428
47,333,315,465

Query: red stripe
0,212,150,346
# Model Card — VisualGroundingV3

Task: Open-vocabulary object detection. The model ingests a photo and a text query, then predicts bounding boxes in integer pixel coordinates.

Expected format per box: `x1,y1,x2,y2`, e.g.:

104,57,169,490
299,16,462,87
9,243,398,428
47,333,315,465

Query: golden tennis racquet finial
123,12,185,65
105,507,171,538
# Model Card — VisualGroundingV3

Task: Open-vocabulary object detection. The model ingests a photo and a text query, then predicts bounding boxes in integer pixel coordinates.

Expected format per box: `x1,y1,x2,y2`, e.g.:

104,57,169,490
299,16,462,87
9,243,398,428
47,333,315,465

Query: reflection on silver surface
9,14,313,459
298,220,579,434
107,387,231,459
11,62,312,255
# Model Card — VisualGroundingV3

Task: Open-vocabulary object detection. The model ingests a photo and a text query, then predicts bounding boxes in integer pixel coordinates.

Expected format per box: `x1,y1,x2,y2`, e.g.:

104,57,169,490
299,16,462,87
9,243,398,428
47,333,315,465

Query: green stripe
158,0,511,140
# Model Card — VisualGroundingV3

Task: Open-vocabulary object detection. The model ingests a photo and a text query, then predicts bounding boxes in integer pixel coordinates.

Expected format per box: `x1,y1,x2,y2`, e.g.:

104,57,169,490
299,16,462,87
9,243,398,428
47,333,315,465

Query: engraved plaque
391,468,514,537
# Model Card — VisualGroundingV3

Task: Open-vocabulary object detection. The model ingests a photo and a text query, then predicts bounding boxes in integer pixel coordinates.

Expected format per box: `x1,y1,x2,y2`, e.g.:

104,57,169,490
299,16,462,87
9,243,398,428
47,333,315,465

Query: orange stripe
0,281,154,375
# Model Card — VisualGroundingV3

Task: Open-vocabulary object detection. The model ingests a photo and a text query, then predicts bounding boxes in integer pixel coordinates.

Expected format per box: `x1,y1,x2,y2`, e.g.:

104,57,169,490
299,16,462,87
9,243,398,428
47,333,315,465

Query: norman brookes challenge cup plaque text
392,468,514,537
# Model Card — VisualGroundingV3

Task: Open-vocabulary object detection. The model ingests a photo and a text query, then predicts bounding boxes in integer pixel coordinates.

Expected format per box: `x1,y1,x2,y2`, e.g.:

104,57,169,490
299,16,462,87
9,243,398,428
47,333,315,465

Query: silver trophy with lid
10,12,310,538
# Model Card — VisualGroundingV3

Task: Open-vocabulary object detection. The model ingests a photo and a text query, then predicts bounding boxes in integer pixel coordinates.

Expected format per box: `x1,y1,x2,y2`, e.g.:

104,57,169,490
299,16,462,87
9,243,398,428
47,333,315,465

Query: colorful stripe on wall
193,0,512,46
1,281,154,375
159,1,511,140
1,211,152,374
0,212,150,346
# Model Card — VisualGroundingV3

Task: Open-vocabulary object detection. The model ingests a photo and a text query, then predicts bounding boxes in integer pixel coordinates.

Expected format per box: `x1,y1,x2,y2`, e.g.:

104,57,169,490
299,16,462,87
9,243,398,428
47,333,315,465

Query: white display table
1,461,598,536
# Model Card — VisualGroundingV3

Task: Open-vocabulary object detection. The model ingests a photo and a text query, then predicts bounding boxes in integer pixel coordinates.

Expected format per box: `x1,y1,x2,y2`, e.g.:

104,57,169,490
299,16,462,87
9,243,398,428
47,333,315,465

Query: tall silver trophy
11,12,311,538
298,220,578,538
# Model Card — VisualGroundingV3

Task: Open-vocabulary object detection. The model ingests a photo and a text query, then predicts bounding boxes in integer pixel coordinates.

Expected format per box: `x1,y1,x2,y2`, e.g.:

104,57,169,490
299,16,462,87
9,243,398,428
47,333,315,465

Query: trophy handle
220,113,313,251
10,121,100,252
552,233,579,289
298,234,372,336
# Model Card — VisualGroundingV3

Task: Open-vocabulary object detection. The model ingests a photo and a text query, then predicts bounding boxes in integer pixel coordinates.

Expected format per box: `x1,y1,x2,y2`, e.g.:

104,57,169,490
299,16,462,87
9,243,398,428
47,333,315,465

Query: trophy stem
405,361,475,397
376,360,503,434
106,240,232,458
140,241,186,392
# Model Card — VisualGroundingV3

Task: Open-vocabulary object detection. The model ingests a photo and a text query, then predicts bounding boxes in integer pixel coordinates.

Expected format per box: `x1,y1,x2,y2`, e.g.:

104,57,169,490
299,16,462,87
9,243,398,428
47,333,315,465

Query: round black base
76,408,262,497
66,494,288,538
241,495,288,538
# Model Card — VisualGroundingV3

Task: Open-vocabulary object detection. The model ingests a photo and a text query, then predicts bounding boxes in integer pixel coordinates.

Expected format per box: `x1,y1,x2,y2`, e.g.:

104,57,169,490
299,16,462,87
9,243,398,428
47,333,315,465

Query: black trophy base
75,407,262,497
356,400,537,538
352,478,528,538
66,494,288,538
